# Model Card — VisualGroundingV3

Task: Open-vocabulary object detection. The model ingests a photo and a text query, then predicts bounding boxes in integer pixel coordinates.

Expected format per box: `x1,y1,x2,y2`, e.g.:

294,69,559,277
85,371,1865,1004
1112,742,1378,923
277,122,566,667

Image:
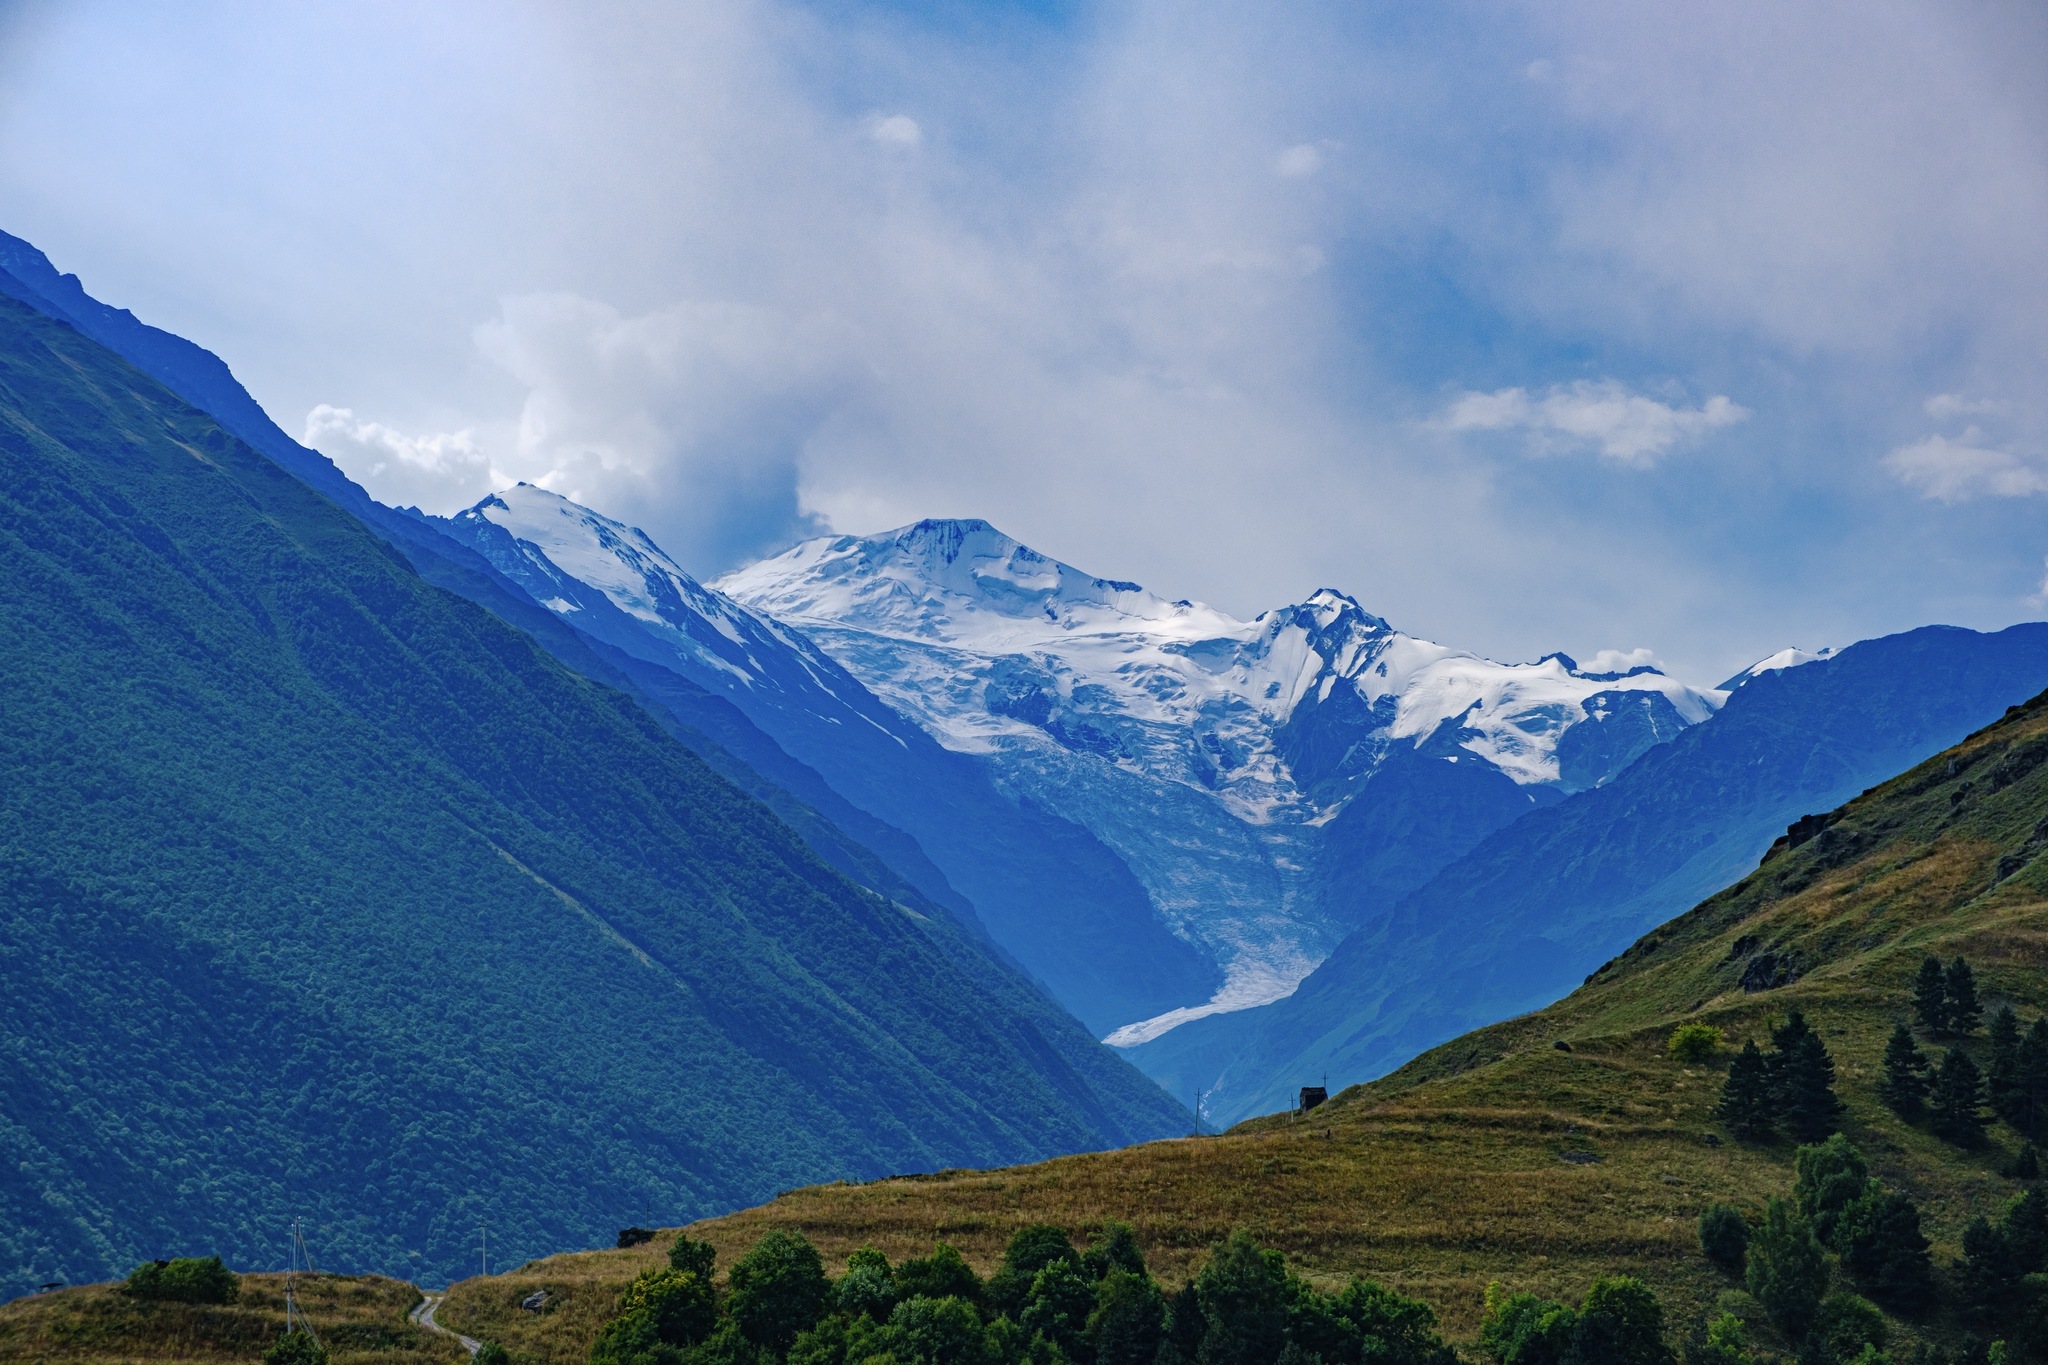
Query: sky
1,0,2044,684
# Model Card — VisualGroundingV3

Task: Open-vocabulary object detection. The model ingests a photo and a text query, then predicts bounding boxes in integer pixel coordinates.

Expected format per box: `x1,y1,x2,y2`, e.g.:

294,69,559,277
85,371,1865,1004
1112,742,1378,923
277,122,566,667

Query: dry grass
441,700,2048,1364
0,1272,462,1365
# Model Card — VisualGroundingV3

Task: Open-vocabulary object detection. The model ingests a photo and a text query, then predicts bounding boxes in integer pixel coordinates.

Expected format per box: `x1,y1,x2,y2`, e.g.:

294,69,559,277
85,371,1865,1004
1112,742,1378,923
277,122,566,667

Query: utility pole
479,1221,489,1279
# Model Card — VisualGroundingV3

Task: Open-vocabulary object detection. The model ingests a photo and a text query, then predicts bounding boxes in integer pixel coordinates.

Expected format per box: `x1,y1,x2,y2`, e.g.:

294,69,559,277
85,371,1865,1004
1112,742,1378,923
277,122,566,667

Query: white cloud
301,404,498,510
1580,647,1662,674
1274,143,1322,178
2033,556,2048,605
1883,430,2048,502
868,114,922,147
1924,393,2010,420
1443,380,1749,465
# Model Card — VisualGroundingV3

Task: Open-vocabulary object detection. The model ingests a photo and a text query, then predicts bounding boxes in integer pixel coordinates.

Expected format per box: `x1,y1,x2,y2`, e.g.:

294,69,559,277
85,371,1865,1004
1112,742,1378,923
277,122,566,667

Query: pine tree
1990,1007,2022,1119
1946,957,1983,1036
1746,1198,1829,1340
2012,1018,2048,1140
1718,1039,1776,1140
1914,956,1950,1034
1932,1047,1990,1148
1773,1012,1843,1143
1881,1023,1932,1117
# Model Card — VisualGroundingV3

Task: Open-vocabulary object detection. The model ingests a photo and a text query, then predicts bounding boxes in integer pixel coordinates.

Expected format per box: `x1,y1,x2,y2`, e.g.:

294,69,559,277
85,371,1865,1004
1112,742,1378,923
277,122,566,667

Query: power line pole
479,1221,489,1279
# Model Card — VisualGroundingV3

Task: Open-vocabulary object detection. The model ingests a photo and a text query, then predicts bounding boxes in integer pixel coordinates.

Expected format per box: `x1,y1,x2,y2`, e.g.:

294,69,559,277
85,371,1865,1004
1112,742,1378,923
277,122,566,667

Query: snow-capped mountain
716,518,1726,1044
435,488,1222,1037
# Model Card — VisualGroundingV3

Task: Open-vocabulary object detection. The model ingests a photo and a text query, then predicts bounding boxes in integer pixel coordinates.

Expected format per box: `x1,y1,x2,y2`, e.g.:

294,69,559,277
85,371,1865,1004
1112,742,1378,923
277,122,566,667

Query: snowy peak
718,520,1725,810
1720,646,1836,690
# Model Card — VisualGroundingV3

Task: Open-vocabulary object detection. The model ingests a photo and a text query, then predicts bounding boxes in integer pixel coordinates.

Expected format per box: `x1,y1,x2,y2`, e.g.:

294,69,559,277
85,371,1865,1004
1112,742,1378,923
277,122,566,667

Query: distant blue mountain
1140,623,2048,1124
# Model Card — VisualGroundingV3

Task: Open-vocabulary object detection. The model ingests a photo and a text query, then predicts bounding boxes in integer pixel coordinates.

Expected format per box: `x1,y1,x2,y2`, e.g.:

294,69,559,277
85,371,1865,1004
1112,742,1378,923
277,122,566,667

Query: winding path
410,1293,481,1358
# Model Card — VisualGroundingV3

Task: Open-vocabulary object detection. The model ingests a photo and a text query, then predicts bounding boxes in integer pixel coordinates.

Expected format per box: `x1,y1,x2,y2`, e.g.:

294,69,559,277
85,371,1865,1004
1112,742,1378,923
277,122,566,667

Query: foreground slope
1146,623,2048,1122
0,295,1184,1298
442,686,2048,1360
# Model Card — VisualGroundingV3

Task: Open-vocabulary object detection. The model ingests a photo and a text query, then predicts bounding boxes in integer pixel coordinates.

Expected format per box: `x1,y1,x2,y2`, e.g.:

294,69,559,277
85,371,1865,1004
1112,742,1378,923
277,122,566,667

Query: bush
1479,1284,1576,1365
1699,1205,1750,1272
619,1267,718,1347
1670,1025,1723,1064
1570,1276,1675,1365
124,1256,239,1304
474,1344,511,1365
669,1235,717,1280
1794,1135,1870,1245
261,1332,327,1365
1801,1292,1885,1365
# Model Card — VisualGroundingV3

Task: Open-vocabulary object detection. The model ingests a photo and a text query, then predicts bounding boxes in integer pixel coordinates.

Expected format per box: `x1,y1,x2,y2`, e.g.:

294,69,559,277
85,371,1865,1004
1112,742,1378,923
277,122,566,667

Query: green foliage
1082,1224,1147,1282
1086,1268,1164,1365
1996,1020,2048,1139
1670,1025,1723,1064
0,295,1183,1296
672,1237,720,1282
1699,1205,1751,1272
1192,1231,1288,1365
835,1248,897,1322
123,1256,239,1304
1772,1012,1844,1143
1932,1049,1990,1148
1479,1285,1577,1365
728,1230,831,1354
1881,1025,1932,1117
1683,1312,1749,1365
1747,1198,1830,1340
475,1343,513,1365
621,1268,719,1348
261,1331,328,1365
1795,1135,1870,1245
1019,1261,1093,1361
1914,958,1949,1035
1945,959,1983,1037
1833,1190,1934,1313
885,1295,992,1365
1719,1041,1777,1140
897,1245,983,1307
1568,1276,1675,1365
1801,1293,1886,1365
989,1226,1078,1319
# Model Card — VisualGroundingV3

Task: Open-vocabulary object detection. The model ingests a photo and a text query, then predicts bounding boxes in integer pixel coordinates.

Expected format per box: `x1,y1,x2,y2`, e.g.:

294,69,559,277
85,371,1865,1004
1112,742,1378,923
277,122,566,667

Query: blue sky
1,0,2043,682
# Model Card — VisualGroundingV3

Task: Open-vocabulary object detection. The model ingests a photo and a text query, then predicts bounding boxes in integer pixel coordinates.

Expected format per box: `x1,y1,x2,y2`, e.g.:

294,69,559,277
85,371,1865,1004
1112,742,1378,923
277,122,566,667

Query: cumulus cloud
302,404,498,511
1883,431,2048,503
1924,393,2010,420
1443,381,1749,465
2034,557,2048,605
1579,647,1662,674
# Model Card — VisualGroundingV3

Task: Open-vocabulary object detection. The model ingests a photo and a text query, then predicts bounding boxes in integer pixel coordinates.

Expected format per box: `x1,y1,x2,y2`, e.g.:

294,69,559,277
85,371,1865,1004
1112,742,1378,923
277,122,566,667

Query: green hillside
430,685,2048,1361
0,294,1185,1299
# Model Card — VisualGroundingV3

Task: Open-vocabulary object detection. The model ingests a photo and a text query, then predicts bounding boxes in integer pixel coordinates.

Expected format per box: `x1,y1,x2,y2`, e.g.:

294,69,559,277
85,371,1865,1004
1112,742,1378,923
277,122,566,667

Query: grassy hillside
438,686,2048,1360
0,1272,456,1365
0,293,1184,1299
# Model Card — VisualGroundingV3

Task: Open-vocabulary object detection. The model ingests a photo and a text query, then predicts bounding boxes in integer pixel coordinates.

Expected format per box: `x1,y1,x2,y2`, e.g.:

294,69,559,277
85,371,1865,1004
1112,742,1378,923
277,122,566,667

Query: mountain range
4,222,2047,1300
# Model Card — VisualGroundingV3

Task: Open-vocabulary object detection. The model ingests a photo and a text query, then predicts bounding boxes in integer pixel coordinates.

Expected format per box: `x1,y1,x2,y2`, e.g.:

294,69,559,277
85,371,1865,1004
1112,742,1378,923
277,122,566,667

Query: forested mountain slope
432,683,2048,1361
0,294,1184,1301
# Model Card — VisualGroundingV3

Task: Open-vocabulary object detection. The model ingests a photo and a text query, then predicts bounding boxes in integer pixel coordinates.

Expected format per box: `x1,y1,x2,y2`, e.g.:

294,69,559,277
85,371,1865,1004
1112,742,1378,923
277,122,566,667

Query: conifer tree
1881,1024,1932,1117
1990,1007,2023,1118
1718,1039,1776,1140
2012,1018,2048,1140
1932,1047,1990,1148
1772,1011,1843,1143
1746,1198,1829,1340
1914,956,1950,1034
1946,957,1983,1036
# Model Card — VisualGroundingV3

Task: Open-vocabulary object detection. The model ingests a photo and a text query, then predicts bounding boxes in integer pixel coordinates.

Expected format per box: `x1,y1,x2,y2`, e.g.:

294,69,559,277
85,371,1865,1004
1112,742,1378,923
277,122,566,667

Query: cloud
302,404,498,510
868,113,921,147
1924,393,2010,420
1579,647,1662,674
1443,381,1749,465
1274,143,1322,178
2034,557,2048,605
1883,431,2048,503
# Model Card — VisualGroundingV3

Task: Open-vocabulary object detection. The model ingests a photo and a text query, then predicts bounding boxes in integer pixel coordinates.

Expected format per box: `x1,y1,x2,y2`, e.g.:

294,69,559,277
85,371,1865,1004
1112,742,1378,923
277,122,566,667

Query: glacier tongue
717,517,1725,1045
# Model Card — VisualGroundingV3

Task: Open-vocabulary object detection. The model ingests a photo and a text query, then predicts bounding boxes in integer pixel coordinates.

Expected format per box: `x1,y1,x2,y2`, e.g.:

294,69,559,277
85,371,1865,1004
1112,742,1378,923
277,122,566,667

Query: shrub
474,1344,511,1365
261,1332,327,1365
1794,1135,1870,1245
1802,1292,1885,1365
1683,1312,1749,1365
619,1267,717,1347
1479,1284,1576,1365
1670,1025,1723,1064
124,1256,239,1304
669,1234,717,1280
1699,1205,1750,1272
